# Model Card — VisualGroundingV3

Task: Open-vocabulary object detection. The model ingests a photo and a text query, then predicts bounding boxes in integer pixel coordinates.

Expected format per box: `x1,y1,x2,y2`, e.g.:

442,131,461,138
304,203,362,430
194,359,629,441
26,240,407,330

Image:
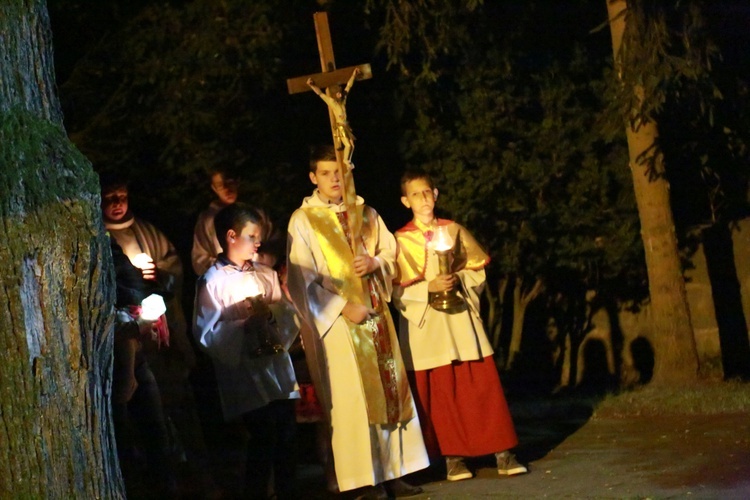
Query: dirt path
300,412,750,498
409,413,750,498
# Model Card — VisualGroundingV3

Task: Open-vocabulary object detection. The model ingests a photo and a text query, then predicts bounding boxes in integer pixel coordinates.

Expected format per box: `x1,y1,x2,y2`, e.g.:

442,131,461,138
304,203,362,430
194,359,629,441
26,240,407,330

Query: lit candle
241,272,265,299
432,225,454,252
428,224,464,312
130,253,153,269
140,294,166,321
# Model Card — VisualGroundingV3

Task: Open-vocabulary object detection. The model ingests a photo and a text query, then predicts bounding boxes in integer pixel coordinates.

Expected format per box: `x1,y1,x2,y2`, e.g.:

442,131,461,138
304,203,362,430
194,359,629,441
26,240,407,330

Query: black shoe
384,478,423,498
354,484,388,500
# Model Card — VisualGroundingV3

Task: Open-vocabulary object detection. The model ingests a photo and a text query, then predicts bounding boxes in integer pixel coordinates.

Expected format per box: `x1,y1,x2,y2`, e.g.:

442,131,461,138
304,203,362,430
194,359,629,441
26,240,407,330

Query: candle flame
241,272,265,298
130,253,153,270
432,225,454,252
141,294,166,321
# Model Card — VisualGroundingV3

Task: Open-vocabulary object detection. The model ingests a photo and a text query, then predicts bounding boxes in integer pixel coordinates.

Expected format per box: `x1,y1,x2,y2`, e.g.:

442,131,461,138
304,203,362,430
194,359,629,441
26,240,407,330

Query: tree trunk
506,277,543,370
606,0,700,384
0,1,123,497
485,276,508,352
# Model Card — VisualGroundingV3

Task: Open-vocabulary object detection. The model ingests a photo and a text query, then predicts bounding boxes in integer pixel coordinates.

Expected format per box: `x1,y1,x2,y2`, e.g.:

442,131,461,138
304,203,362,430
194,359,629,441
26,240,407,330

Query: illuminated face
102,187,129,222
227,221,262,263
211,172,239,205
401,178,437,221
310,160,342,203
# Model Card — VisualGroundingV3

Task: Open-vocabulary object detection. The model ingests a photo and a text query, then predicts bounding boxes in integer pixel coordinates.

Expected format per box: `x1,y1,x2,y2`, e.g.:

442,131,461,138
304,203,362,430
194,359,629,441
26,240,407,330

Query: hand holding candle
428,274,458,293
138,294,166,339
140,293,167,321
240,271,282,357
240,271,265,300
246,296,270,319
240,271,270,318
130,253,156,281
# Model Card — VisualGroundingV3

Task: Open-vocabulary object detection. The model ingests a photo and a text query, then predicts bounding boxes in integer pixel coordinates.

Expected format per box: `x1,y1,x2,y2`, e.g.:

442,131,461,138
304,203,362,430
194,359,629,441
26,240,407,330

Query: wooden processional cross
286,12,372,257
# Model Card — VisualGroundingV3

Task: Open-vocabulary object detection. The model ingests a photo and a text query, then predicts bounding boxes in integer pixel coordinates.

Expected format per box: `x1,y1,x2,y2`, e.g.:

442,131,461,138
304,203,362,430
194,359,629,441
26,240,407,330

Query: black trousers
113,360,175,495
242,399,297,499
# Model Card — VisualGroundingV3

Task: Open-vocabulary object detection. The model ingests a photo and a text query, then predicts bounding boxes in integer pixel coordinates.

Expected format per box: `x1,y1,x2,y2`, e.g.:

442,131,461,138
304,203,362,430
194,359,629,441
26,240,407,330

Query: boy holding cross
286,145,428,498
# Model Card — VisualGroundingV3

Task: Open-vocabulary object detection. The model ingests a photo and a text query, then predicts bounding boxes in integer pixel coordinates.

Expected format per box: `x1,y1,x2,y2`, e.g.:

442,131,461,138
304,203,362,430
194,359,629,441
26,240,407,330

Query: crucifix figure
286,12,372,256
306,67,360,169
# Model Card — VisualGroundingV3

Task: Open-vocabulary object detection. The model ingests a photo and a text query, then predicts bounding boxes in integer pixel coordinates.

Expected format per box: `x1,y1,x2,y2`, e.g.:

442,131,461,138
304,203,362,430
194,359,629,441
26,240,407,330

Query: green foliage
365,0,483,83
60,0,311,230
608,0,721,129
602,0,750,224
368,0,646,301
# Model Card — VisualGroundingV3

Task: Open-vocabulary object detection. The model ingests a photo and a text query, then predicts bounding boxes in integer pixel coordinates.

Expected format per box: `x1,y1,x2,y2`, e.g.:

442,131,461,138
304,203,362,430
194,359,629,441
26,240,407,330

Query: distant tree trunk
606,0,699,384
485,276,509,353
0,1,122,497
506,277,543,370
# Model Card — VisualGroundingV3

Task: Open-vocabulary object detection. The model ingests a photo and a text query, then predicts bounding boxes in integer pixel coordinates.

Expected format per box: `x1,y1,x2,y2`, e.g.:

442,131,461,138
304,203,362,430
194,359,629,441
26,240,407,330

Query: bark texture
606,0,699,384
0,0,122,497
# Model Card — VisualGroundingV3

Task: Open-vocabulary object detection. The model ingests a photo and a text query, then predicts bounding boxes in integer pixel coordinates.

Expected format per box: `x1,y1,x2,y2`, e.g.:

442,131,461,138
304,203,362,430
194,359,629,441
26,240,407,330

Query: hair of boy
214,202,263,253
400,169,435,196
99,172,129,196
207,163,240,183
308,144,337,173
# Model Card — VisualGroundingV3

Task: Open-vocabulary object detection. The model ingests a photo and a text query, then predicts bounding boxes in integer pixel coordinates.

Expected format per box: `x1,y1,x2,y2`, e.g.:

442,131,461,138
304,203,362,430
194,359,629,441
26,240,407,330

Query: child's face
102,187,129,222
211,172,239,205
401,178,437,221
228,221,262,263
310,160,342,203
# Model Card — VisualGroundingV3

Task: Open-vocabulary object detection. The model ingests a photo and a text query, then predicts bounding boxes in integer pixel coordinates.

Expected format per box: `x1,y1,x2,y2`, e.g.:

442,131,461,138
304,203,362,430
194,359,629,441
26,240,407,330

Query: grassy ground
592,379,750,418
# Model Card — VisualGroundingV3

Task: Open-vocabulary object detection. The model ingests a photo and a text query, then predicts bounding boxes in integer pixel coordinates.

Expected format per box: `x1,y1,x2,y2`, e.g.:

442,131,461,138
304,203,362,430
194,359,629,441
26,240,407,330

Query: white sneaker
446,456,473,481
496,451,528,476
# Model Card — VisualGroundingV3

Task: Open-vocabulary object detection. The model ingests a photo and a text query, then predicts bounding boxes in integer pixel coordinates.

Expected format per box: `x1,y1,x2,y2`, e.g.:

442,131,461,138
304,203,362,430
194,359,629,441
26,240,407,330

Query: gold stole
303,205,414,425
395,219,490,286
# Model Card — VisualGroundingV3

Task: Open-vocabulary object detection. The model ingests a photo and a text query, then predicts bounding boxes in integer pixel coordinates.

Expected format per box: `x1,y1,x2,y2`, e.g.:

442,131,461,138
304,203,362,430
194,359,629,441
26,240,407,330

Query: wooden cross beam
286,12,372,256
286,64,372,95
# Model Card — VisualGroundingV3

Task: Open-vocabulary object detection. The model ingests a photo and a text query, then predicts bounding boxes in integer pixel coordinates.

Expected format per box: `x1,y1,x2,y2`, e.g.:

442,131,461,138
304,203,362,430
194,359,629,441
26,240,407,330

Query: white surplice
194,256,299,421
286,191,428,492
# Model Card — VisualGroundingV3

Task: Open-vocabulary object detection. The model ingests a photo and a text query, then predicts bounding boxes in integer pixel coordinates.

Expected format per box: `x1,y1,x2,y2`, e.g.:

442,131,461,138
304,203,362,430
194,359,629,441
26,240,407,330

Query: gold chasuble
303,205,414,425
395,218,490,287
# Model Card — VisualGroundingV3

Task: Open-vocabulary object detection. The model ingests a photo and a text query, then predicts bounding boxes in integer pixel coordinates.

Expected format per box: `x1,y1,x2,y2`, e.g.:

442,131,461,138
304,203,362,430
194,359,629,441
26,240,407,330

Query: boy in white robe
286,145,428,498
194,203,299,498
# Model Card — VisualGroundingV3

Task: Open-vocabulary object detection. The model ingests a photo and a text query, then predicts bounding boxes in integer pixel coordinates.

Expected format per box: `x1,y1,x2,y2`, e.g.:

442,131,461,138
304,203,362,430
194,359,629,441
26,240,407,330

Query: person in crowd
192,166,241,276
101,174,214,494
286,145,428,499
110,238,176,497
392,170,527,481
194,203,299,499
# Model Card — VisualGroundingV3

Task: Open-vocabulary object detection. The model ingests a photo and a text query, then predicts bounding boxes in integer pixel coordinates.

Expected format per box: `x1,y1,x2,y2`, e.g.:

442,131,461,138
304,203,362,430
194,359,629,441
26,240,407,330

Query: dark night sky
47,1,750,246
